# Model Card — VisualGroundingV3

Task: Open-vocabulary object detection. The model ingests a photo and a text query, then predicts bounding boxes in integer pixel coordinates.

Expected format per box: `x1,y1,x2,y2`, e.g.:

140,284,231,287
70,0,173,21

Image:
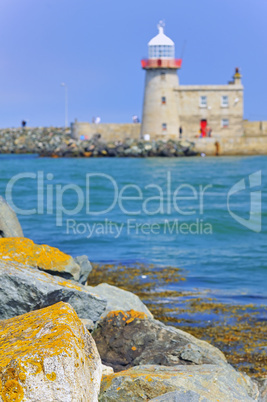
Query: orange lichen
2,379,24,402
131,347,137,351
126,310,148,324
106,310,148,324
46,372,56,381
25,360,42,375
0,237,74,273
100,370,186,395
18,373,26,382
106,310,128,319
2,369,18,382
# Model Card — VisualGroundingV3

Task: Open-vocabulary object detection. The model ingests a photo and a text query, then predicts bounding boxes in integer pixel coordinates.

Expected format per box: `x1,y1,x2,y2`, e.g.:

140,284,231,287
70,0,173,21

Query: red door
200,119,207,137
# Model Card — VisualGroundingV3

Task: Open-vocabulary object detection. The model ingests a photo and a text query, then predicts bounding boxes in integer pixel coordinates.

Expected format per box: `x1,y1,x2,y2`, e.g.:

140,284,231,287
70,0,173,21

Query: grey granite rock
92,310,226,372
0,259,106,322
254,377,267,402
81,318,95,332
99,364,259,402
150,390,204,402
75,255,92,284
86,283,153,318
0,196,24,238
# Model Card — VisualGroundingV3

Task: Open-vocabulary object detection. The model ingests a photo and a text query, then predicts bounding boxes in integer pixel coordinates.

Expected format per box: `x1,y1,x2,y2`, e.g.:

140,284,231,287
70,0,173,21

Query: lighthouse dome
148,22,175,59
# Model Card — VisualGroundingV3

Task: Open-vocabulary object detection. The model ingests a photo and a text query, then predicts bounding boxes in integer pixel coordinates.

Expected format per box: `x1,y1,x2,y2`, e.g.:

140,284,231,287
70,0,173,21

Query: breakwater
1,125,267,156
0,127,197,157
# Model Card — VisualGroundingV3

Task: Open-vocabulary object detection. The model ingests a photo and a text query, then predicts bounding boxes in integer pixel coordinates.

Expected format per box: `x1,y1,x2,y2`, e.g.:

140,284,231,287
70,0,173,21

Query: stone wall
2,124,264,156
71,122,141,141
193,135,267,156
243,120,267,136
69,120,267,155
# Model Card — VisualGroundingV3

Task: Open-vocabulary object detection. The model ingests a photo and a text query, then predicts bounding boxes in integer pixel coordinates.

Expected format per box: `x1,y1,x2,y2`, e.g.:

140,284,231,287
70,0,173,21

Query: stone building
141,22,244,140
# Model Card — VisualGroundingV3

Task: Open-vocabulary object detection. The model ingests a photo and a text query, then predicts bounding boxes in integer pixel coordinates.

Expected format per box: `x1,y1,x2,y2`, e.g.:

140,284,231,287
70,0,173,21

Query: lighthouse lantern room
141,22,182,138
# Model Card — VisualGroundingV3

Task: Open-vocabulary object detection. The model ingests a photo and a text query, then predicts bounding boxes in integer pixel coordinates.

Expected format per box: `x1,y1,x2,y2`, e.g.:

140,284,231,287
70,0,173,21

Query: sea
0,154,266,306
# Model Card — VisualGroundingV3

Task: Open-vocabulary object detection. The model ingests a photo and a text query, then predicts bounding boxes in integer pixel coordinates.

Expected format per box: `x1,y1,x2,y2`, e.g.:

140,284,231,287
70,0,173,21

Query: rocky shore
0,196,266,401
0,127,197,157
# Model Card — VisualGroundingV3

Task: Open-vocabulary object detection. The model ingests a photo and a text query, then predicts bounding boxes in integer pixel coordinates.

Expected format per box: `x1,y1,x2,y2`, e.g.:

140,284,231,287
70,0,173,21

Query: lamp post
61,82,68,128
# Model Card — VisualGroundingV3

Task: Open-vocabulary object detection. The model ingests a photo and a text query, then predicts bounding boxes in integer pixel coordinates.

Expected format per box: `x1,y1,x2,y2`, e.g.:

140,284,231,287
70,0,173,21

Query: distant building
70,22,267,155
141,22,244,140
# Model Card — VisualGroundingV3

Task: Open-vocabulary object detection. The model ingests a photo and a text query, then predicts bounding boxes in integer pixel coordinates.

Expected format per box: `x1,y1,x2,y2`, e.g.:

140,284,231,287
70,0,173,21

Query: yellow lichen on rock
0,302,102,402
99,365,259,402
2,379,24,402
17,374,25,383
46,372,56,381
106,310,148,324
0,237,80,280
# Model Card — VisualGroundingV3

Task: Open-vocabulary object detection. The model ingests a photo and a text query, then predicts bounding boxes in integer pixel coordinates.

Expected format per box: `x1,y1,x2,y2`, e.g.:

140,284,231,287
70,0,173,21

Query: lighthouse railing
141,59,182,69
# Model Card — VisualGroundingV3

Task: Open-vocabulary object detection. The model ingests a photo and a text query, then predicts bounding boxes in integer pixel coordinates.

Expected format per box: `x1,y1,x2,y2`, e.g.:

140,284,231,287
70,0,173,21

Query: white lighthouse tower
141,22,182,139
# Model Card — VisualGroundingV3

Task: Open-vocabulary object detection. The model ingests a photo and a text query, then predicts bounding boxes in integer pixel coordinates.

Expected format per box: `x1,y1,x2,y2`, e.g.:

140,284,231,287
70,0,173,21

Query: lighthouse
141,22,182,139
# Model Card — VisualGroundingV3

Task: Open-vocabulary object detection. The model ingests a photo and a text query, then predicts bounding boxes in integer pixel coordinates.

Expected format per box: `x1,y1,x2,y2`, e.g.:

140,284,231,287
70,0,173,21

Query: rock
81,318,95,332
92,310,226,372
0,127,198,157
0,237,80,281
99,364,259,402
0,196,24,238
75,255,92,284
254,377,267,401
0,259,106,322
0,302,102,402
101,364,114,376
150,390,203,401
86,283,153,318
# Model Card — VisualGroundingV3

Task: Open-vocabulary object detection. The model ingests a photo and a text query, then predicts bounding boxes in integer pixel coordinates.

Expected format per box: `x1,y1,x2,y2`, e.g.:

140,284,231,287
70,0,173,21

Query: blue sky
1,0,266,127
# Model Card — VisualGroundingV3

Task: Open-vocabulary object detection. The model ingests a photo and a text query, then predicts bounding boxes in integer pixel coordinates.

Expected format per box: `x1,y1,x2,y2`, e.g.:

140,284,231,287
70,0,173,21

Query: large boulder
86,283,153,318
0,237,81,281
99,364,259,402
92,310,226,372
0,196,23,238
0,259,106,322
0,302,102,402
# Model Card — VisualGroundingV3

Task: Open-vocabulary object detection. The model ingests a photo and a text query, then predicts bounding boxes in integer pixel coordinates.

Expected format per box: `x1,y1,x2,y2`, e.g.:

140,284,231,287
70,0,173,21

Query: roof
148,24,174,47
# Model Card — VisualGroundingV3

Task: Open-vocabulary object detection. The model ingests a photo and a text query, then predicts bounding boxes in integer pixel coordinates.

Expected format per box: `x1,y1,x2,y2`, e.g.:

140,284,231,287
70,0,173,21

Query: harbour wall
0,121,266,156
193,135,267,156
70,120,267,155
70,122,141,141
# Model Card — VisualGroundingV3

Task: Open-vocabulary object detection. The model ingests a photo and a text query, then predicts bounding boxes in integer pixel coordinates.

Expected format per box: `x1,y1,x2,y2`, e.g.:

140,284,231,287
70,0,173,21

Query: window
162,123,167,131
161,96,166,104
149,45,175,59
221,96,229,107
221,119,229,128
200,96,207,107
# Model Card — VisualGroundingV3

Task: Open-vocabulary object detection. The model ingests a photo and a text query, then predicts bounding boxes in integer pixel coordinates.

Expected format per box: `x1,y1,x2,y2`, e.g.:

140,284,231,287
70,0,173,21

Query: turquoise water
0,155,266,304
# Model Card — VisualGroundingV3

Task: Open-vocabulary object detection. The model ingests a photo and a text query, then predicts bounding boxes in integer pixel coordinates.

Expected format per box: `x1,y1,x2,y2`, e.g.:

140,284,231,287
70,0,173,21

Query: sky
1,0,267,127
